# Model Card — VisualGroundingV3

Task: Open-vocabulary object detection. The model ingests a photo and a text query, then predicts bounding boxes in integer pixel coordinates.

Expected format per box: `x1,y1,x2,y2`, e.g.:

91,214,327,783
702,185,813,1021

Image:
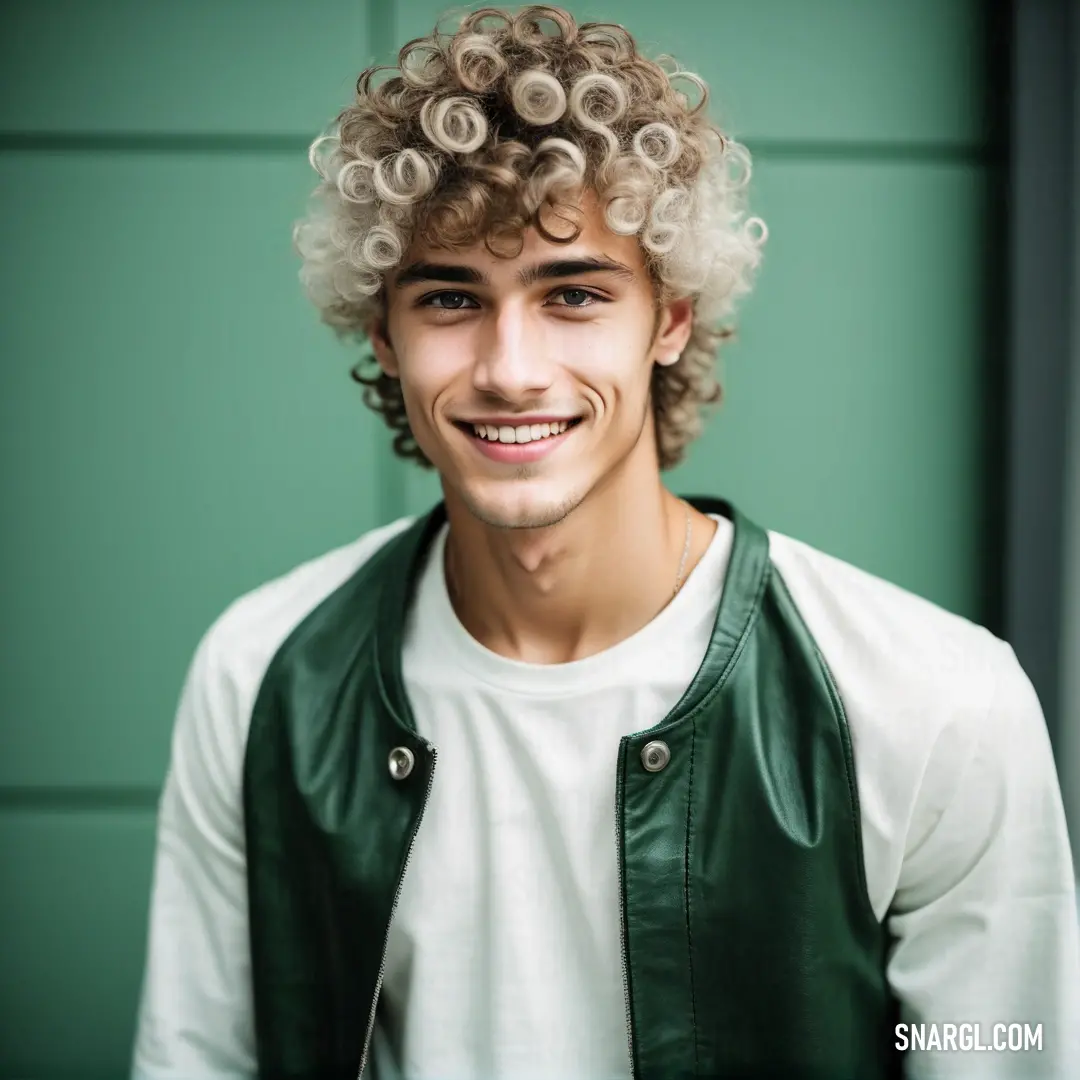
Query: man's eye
423,291,477,310
553,288,599,308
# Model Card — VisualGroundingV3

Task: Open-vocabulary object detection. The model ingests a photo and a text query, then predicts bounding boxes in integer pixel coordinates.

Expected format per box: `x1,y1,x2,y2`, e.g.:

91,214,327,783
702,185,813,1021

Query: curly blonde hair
293,5,766,470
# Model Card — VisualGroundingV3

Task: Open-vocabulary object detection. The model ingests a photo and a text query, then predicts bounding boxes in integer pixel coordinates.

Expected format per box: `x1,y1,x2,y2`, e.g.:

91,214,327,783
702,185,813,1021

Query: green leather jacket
242,497,904,1080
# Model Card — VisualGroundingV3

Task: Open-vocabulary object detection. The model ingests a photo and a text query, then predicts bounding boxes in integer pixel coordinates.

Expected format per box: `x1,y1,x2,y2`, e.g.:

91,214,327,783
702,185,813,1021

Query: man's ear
652,296,694,367
368,313,399,378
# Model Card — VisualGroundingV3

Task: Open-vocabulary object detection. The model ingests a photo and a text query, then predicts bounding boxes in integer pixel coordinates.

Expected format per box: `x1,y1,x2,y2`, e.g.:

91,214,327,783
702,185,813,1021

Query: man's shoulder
191,515,418,707
764,527,1046,919
765,525,1007,691
764,526,1022,790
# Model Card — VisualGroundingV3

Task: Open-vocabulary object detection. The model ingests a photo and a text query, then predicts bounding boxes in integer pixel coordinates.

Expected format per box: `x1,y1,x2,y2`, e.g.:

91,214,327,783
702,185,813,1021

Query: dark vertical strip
978,0,1011,639
1059,0,1080,861
1005,0,1077,758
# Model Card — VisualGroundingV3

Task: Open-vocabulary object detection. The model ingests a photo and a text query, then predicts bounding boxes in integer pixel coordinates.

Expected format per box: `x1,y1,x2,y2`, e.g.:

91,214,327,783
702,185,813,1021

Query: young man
132,6,1079,1079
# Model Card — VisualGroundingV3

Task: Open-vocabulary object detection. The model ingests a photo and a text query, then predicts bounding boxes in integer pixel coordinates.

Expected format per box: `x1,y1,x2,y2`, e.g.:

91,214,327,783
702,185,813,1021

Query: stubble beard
462,470,586,530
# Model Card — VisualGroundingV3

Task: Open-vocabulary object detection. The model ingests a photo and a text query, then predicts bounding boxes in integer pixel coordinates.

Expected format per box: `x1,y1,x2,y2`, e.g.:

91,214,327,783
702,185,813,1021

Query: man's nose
471,303,554,399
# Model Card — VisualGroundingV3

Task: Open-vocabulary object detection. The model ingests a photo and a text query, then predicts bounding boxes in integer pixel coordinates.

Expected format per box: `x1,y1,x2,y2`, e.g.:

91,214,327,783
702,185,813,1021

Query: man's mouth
451,417,585,463
458,418,583,444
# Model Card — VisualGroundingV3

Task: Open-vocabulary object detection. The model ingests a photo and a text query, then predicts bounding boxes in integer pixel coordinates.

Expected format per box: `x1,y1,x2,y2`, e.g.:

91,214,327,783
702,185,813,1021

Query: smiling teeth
472,420,571,443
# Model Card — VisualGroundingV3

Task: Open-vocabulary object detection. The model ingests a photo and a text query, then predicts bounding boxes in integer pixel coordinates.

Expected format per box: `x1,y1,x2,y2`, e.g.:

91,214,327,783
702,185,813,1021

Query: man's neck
441,471,717,665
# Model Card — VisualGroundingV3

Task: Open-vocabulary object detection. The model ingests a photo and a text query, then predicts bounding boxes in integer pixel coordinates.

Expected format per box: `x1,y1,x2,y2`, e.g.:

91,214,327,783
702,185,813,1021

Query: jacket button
388,746,415,780
640,740,671,772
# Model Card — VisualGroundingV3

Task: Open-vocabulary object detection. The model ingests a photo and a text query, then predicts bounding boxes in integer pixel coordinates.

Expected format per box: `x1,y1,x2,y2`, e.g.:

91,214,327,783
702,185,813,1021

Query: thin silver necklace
673,505,693,596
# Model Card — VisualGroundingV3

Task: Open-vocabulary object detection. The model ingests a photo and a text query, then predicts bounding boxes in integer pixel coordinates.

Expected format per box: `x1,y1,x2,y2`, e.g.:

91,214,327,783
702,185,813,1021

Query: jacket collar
372,496,770,734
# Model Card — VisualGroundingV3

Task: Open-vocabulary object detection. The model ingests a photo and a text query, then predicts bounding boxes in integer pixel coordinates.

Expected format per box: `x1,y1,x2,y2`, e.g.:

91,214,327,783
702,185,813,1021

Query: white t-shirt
381,516,734,1079
131,513,1080,1080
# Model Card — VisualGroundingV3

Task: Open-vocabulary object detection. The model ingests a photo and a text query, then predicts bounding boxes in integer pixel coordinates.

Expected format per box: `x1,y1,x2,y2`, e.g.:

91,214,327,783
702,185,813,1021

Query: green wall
0,2,990,1075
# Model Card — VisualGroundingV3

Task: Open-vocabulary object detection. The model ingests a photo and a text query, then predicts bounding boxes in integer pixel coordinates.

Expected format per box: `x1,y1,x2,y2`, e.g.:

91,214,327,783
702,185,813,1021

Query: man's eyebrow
392,256,637,289
518,257,637,285
393,262,488,288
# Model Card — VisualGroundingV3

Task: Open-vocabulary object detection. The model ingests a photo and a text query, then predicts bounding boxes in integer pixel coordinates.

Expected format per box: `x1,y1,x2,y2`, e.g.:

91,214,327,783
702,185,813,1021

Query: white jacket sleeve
131,627,256,1079
887,641,1080,1079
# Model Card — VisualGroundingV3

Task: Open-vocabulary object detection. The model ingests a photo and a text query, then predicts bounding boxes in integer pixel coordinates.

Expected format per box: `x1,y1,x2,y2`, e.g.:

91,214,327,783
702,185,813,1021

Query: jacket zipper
614,740,637,1079
356,742,438,1080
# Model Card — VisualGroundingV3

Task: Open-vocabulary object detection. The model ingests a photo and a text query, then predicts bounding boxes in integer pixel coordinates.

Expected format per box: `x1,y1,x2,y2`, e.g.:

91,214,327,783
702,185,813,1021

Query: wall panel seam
0,131,998,165
0,787,160,811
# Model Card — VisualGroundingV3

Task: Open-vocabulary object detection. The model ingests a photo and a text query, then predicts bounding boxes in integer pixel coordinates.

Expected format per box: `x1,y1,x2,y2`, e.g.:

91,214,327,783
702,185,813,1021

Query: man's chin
457,478,585,531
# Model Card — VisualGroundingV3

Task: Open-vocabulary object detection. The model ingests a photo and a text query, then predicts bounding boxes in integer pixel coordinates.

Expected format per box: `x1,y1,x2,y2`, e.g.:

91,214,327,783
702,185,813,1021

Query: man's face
370,192,693,530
